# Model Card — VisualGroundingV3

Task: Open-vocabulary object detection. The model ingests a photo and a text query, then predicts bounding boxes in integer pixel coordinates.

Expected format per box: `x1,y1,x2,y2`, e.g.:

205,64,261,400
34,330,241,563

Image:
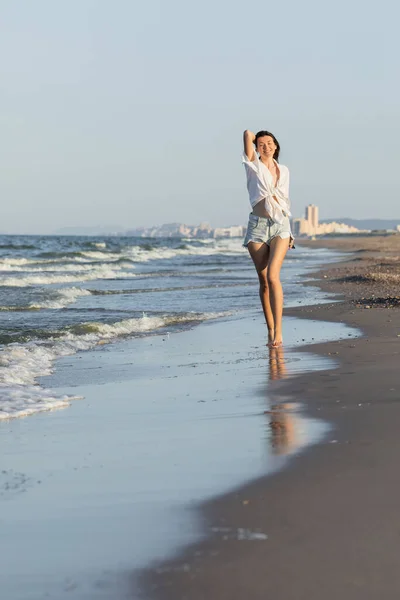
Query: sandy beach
1,234,399,599
299,234,400,307
2,3,399,598
1,310,354,599
139,234,400,600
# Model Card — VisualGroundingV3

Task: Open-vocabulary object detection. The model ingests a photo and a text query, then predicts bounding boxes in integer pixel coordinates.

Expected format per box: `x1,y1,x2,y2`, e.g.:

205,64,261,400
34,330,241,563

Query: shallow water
0,233,344,420
0,313,359,599
0,234,356,597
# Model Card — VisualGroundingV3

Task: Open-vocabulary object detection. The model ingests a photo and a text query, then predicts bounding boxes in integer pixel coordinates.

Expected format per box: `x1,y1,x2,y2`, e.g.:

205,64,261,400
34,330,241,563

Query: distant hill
320,218,400,231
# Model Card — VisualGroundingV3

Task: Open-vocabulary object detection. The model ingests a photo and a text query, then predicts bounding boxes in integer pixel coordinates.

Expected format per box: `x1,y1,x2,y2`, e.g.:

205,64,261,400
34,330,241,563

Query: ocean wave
0,243,246,284
36,250,121,262
31,240,245,265
0,240,245,272
0,286,92,312
0,267,137,287
64,312,227,338
0,260,135,273
0,311,229,420
37,251,85,259
0,243,37,250
78,250,120,259
0,311,229,345
125,239,245,262
90,282,249,296
84,241,107,249
29,287,93,309
0,386,76,420
0,257,37,267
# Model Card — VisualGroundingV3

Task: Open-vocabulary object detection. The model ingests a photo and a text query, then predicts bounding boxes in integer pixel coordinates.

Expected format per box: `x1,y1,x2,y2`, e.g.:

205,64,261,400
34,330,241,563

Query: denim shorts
243,213,292,247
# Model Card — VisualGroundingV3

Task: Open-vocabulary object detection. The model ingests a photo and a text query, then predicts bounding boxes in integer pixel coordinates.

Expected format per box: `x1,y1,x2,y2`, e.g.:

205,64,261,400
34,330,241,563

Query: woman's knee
257,271,268,290
267,271,280,287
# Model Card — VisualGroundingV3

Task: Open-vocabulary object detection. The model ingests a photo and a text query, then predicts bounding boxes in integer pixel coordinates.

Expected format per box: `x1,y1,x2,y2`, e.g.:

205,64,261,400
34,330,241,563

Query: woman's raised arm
243,130,256,161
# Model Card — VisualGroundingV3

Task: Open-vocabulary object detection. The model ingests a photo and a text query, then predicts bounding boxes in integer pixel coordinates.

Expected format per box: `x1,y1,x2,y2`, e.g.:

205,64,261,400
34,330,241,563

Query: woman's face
256,135,277,159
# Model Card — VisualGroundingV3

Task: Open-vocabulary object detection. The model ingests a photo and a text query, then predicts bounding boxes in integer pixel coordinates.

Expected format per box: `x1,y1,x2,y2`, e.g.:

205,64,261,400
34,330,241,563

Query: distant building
194,222,213,238
291,205,318,236
126,222,244,239
292,204,319,236
213,226,244,238
291,205,363,237
316,221,361,235
291,218,310,237
199,222,211,231
305,204,319,234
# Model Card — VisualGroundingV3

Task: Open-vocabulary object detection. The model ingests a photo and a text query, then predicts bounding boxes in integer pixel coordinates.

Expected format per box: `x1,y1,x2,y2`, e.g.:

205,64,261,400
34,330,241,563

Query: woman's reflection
268,344,287,380
266,346,299,455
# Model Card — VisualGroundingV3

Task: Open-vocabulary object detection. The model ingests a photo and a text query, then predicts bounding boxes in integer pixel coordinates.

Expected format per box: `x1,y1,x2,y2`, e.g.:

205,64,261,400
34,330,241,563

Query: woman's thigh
247,242,270,276
267,236,289,279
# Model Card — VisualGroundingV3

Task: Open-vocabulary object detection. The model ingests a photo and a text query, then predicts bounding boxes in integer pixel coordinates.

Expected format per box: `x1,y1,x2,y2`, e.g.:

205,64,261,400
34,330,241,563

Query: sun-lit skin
243,129,290,348
256,136,278,178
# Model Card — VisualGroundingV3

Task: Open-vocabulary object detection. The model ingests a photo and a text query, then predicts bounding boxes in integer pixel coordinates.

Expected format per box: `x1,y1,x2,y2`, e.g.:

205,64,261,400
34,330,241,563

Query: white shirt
242,152,291,225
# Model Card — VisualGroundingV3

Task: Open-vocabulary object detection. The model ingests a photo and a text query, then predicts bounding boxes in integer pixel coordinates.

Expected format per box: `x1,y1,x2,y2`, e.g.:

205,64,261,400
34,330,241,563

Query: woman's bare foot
271,329,283,348
267,328,275,347
271,340,283,348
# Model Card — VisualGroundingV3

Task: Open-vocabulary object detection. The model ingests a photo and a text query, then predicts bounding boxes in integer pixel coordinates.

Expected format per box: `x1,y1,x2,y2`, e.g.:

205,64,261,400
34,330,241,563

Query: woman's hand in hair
243,130,256,161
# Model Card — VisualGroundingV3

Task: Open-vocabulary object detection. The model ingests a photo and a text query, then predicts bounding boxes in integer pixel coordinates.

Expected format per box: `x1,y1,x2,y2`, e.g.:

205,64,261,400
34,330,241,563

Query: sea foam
0,267,136,287
0,311,229,420
125,239,245,263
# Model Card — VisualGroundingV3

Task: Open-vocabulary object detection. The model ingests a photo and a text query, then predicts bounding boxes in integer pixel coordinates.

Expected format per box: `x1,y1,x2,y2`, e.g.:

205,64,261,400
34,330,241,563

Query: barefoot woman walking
242,130,294,348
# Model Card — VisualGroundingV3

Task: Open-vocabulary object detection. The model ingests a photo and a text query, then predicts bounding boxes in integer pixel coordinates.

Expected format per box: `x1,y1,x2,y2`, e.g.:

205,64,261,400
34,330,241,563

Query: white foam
125,239,245,263
0,311,229,420
0,252,126,270
0,387,74,420
0,239,244,276
67,312,227,339
29,287,92,309
0,257,32,266
89,242,107,248
0,287,93,311
0,267,136,287
0,240,245,286
76,250,122,261
0,261,134,273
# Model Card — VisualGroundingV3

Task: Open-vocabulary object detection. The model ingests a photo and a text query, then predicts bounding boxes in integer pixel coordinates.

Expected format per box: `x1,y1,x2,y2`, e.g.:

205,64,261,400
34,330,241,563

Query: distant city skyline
52,209,400,238
1,1,399,234
293,204,365,236
48,210,400,239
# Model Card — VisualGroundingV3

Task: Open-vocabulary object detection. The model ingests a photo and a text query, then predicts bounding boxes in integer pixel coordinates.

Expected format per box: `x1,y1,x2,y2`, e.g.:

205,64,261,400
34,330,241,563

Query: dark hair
255,130,280,162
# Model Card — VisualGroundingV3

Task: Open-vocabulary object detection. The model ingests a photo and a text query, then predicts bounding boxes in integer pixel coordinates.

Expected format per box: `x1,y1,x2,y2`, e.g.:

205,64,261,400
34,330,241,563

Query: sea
0,234,343,421
1,233,363,599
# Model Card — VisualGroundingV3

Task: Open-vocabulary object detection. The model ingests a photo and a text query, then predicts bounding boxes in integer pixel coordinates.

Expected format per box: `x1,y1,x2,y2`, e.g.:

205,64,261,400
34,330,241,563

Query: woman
242,129,294,348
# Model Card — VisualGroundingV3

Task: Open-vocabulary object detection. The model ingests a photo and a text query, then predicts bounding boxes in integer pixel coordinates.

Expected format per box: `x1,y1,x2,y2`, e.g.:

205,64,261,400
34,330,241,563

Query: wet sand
0,312,353,599
299,234,400,305
139,235,400,600
1,235,399,598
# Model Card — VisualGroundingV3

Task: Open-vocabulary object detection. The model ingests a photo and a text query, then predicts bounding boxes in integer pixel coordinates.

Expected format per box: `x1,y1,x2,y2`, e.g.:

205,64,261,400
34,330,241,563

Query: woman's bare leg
267,237,290,346
247,242,274,343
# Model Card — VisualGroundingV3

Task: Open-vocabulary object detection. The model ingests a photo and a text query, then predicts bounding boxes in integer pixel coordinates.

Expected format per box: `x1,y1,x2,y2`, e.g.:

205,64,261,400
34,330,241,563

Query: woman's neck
260,156,275,169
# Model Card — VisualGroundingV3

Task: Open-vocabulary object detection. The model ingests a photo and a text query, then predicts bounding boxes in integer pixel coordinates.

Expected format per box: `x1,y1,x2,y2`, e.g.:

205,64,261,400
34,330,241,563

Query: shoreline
1,235,399,598
1,310,352,600
138,238,400,599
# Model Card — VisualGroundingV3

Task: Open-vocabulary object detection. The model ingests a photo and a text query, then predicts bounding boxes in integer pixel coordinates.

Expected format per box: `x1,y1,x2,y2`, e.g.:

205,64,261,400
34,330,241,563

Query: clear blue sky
0,0,398,234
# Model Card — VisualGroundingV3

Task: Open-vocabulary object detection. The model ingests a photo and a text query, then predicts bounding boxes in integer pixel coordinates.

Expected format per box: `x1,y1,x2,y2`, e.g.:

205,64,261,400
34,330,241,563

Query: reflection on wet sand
268,345,288,381
266,346,300,456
